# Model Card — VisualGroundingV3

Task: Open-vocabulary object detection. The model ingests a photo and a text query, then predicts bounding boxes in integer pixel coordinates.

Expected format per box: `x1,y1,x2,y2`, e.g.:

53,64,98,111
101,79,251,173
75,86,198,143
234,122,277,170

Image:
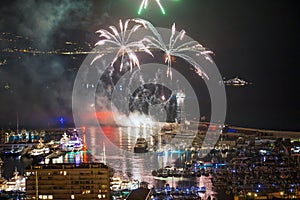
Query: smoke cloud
0,0,113,128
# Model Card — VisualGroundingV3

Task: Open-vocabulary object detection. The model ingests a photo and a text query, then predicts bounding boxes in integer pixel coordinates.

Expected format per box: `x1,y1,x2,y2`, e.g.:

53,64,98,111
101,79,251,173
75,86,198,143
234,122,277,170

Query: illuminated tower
175,90,186,124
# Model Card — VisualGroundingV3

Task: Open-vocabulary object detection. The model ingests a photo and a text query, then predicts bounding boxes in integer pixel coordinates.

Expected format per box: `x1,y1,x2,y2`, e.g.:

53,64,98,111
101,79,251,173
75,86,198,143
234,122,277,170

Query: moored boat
133,138,148,153
61,133,83,152
30,139,50,157
2,169,25,192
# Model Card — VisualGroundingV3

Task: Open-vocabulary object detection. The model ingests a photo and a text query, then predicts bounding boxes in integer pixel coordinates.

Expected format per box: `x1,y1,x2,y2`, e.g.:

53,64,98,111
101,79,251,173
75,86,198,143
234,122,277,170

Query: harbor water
1,126,230,199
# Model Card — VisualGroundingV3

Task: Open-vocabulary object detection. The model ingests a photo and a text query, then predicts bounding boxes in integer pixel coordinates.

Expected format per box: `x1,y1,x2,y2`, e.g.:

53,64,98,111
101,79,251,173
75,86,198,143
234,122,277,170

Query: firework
138,0,166,15
134,18,213,79
92,19,152,71
93,18,213,79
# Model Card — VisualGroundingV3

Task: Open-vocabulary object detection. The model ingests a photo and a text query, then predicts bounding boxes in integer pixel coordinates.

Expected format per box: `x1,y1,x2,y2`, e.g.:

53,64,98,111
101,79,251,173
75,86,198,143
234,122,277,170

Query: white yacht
60,132,69,144
2,169,25,192
60,132,83,152
30,138,50,156
222,77,251,86
110,176,122,191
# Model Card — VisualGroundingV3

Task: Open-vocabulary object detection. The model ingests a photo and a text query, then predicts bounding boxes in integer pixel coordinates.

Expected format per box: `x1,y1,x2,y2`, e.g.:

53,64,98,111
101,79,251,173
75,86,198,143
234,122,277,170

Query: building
175,90,186,124
25,163,110,200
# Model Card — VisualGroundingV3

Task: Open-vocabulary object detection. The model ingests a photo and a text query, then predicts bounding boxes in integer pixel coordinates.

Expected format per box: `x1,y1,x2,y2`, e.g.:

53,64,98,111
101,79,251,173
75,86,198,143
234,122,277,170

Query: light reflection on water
1,125,218,198
85,126,218,198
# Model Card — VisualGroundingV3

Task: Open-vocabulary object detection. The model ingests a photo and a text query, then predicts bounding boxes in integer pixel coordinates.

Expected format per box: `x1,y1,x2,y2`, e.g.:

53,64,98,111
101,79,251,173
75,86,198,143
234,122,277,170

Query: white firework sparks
134,18,213,79
93,18,213,80
92,19,152,71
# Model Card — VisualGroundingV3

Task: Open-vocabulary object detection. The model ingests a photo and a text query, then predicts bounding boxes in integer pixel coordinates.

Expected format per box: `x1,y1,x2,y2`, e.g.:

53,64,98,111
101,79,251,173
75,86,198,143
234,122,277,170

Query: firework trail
134,18,213,79
138,0,166,15
92,19,152,71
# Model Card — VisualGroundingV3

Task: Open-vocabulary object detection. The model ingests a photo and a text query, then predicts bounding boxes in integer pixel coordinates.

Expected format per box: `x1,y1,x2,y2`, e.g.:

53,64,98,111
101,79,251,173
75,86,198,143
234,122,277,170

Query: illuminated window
71,194,75,199
82,190,91,194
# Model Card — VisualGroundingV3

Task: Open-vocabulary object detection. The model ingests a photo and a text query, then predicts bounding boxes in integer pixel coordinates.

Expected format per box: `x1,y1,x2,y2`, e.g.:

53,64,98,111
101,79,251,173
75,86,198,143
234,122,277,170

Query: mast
35,170,38,199
102,142,106,165
0,158,3,179
104,143,106,165
16,112,19,134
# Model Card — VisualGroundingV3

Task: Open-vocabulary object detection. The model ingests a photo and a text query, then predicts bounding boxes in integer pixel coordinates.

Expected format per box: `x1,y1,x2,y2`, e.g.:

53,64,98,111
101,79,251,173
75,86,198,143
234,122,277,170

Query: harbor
0,124,220,199
1,123,300,199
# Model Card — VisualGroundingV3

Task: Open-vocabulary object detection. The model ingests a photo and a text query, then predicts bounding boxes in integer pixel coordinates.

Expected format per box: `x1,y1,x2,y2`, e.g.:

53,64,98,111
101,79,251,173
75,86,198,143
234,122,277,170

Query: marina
1,123,300,199
0,124,221,199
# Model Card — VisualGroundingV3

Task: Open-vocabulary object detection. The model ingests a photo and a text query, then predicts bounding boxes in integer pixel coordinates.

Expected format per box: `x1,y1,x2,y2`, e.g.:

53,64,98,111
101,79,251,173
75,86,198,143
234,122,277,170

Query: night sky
0,0,299,131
